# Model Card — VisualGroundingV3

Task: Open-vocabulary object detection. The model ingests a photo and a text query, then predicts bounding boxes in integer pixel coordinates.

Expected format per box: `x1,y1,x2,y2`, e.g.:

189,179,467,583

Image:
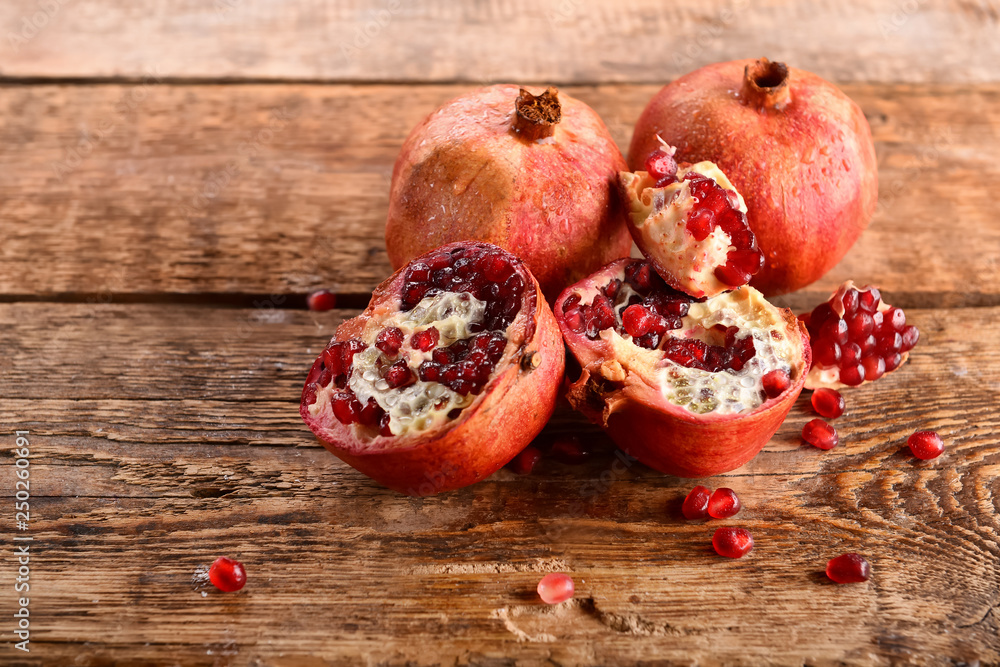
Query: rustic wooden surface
2,1,999,665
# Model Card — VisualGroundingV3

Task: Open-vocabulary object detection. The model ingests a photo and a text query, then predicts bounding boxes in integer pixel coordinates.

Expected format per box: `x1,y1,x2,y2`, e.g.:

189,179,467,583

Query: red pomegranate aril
908,430,944,460
384,361,415,389
813,339,842,367
762,369,791,399
885,306,905,330
826,553,871,584
307,289,337,312
537,573,575,604
645,148,678,185
811,388,845,419
840,342,862,367
900,325,920,352
861,355,885,382
858,288,880,312
884,352,903,372
208,556,247,592
550,436,591,464
331,392,362,425
375,327,405,356
857,334,877,356
682,485,711,520
508,446,542,475
622,304,656,337
841,288,859,316
715,262,752,288
845,311,873,339
712,527,753,558
358,397,382,427
802,419,839,450
708,488,742,519
819,318,849,346
839,363,865,387
410,327,440,352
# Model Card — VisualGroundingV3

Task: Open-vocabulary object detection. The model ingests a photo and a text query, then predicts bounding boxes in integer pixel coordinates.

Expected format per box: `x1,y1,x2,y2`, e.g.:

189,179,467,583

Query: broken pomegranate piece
556,258,810,478
619,156,763,299
803,281,919,389
301,242,564,495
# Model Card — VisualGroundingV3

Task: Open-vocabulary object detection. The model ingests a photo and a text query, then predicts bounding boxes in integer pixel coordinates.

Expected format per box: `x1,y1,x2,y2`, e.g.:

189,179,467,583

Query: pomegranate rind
620,163,749,299
803,280,910,390
300,242,565,496
556,259,811,478
628,59,878,296
385,84,632,300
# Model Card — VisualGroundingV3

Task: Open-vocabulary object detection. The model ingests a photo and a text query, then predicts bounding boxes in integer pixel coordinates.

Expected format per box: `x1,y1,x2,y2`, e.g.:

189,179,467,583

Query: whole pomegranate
555,258,811,478
628,58,878,295
300,242,565,495
386,85,632,300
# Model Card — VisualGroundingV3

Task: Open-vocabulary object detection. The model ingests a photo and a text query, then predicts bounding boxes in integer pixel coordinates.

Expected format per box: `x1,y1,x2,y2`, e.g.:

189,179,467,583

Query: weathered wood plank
1,0,998,83
1,83,997,305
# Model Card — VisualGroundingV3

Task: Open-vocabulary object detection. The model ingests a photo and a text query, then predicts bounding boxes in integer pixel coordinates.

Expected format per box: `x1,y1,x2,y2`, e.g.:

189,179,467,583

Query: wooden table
2,1,999,664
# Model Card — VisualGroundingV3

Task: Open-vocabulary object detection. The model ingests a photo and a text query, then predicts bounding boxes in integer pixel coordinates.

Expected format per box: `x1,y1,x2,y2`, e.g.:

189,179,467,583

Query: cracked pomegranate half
620,152,763,299
802,280,919,389
555,258,810,477
300,242,564,495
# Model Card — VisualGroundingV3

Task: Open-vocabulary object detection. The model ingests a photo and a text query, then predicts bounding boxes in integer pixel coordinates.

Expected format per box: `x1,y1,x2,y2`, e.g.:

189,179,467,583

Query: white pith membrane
307,291,515,438
574,278,801,415
621,162,748,299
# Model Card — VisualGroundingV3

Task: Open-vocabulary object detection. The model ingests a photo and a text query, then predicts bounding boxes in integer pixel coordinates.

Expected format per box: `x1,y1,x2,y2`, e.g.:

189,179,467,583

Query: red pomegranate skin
301,243,565,496
386,85,633,300
628,59,878,296
557,259,811,478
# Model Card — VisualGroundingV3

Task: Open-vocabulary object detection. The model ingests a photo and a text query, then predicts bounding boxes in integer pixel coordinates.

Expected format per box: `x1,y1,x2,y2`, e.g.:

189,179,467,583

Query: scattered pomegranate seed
712,527,753,558
826,553,871,583
307,289,337,312
761,369,791,399
810,388,845,419
907,430,944,460
550,436,591,464
708,488,742,519
537,572,575,604
802,419,839,450
644,148,678,185
509,446,542,475
208,556,247,592
682,485,711,520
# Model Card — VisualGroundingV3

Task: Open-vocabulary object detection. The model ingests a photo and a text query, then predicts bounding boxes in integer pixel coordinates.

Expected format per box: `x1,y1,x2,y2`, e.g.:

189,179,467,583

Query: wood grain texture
1,0,999,83
1,302,998,665
1,82,998,306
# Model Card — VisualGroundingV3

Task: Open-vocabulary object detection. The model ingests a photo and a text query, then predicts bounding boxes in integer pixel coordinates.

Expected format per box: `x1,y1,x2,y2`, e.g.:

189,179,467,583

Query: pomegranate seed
841,288,859,315
813,339,841,367
840,342,862,367
858,287,880,312
811,388,845,419
826,553,871,584
712,527,753,558
861,354,886,382
819,318,849,346
307,289,337,311
682,485,711,520
900,325,920,351
379,413,393,437
802,419,839,450
537,573,575,604
761,369,790,399
384,361,415,389
883,352,903,372
509,446,542,475
208,556,247,592
845,311,873,339
550,436,591,464
410,327,440,352
708,488,741,519
375,327,405,356
622,304,655,337
907,430,944,460
645,149,678,184
839,363,866,386
331,392,362,424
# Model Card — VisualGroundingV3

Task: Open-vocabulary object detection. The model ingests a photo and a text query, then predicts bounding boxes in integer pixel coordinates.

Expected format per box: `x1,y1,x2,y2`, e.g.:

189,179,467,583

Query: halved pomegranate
300,242,565,495
802,280,919,389
620,152,763,298
555,259,810,478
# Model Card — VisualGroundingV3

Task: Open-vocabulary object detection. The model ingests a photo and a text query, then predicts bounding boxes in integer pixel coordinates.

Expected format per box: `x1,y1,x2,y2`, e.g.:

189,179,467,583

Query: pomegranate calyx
741,58,791,112
512,87,561,141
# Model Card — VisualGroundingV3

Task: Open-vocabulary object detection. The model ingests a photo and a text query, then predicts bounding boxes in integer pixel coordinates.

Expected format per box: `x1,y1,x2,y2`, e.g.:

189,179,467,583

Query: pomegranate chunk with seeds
811,388,845,419
826,553,871,584
208,556,247,592
682,485,711,520
712,527,753,558
620,156,764,299
708,488,741,519
804,281,919,390
802,419,839,450
301,242,564,495
556,258,810,478
908,430,944,460
537,573,575,604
